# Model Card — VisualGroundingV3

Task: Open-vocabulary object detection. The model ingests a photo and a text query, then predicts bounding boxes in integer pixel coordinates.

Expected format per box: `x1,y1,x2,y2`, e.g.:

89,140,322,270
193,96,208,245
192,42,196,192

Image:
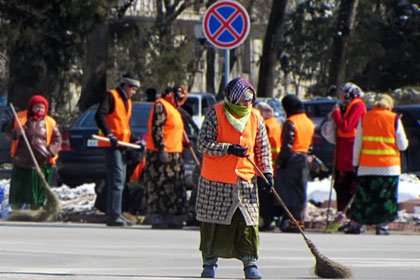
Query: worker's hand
183,140,192,149
260,173,274,193
107,133,119,149
134,139,146,153
227,144,248,158
159,150,169,163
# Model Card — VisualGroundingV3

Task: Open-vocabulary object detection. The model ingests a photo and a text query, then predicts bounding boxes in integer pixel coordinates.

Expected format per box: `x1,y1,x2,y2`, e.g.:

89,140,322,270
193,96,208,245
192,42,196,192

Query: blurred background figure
144,85,188,229
145,87,157,102
255,101,282,231
331,82,366,213
275,94,314,233
345,94,408,235
5,94,61,210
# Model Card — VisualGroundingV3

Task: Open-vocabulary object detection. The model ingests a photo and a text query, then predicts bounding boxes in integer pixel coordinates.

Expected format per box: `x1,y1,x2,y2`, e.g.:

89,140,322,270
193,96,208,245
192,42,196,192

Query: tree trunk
206,47,216,95
257,0,289,98
79,23,109,111
327,0,359,95
7,43,58,111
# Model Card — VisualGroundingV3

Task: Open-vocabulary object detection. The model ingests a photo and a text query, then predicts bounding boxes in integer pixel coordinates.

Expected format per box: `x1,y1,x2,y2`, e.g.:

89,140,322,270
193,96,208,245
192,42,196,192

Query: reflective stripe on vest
359,108,400,167
264,117,282,164
146,98,184,153
11,110,57,165
337,98,366,138
98,89,132,147
201,104,259,184
288,113,315,153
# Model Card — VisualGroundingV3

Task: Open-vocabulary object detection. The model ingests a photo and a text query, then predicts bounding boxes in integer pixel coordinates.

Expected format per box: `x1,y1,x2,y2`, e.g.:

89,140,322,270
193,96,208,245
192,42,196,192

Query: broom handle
91,134,142,149
10,104,54,194
246,156,310,240
183,130,200,167
325,139,337,226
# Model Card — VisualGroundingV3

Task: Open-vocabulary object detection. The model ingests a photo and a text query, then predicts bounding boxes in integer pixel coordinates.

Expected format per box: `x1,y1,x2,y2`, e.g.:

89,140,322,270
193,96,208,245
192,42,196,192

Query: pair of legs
344,175,398,235
333,170,357,212
200,210,262,279
9,164,53,210
105,149,132,226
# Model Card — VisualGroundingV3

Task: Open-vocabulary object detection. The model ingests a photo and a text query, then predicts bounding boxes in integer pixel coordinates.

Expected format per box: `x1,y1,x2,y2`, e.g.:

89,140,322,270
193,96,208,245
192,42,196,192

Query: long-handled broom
247,156,352,279
7,103,61,221
325,194,355,233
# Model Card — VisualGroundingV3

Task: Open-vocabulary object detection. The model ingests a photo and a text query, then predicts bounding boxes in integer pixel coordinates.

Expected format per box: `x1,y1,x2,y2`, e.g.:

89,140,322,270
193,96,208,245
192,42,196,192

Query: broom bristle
315,253,352,279
306,238,352,279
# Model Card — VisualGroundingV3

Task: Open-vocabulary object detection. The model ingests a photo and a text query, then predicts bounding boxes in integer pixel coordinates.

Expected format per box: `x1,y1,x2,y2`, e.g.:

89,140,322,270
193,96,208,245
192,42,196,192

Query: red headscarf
28,94,49,120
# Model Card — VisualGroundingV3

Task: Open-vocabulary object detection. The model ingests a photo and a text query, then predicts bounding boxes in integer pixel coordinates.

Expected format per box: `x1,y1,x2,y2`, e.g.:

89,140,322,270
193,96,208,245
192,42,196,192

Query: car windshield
183,97,199,116
304,102,336,118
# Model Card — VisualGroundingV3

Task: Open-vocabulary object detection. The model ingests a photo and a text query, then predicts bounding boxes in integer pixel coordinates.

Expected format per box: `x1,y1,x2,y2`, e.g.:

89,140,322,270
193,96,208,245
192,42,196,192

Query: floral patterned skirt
350,175,399,225
143,150,187,224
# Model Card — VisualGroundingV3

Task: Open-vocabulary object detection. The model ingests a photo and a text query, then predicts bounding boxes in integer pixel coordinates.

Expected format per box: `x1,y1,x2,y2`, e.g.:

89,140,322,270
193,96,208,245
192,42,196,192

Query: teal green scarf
224,98,251,132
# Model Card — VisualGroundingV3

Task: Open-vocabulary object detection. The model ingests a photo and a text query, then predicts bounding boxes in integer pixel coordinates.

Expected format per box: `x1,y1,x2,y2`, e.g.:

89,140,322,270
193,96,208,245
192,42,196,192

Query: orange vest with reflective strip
337,98,366,138
98,89,132,147
288,113,314,153
146,98,184,153
265,117,282,163
201,104,259,184
359,108,400,167
11,110,58,165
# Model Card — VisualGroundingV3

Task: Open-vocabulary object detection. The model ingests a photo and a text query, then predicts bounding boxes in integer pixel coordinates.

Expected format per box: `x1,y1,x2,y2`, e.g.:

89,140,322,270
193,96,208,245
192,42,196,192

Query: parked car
302,98,338,128
0,106,14,165
181,92,217,128
57,102,200,189
253,97,285,123
394,105,420,174
311,104,420,175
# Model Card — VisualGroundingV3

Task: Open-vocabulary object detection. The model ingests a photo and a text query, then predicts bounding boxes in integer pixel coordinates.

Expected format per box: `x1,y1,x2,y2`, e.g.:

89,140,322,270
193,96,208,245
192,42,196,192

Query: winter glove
159,150,169,163
134,139,146,153
183,139,192,149
227,144,248,158
107,133,119,149
260,173,274,193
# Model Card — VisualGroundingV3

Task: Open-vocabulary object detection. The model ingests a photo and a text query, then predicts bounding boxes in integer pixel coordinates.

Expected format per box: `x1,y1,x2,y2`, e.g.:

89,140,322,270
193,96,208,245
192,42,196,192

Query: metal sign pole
225,49,230,86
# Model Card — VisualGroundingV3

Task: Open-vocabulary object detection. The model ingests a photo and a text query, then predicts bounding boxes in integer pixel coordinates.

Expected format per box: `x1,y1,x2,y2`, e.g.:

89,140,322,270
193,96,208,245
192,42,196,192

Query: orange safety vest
337,98,366,138
288,113,314,153
264,117,282,164
201,103,259,184
146,98,184,153
98,89,132,147
359,108,400,167
129,158,146,182
11,110,58,165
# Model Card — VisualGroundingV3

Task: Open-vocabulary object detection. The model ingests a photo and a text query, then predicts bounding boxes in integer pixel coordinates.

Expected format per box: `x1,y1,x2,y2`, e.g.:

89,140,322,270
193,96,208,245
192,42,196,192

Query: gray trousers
105,148,127,218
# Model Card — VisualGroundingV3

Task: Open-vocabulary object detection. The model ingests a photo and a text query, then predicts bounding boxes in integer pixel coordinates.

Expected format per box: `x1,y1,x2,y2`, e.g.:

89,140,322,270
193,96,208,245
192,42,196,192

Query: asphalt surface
0,222,419,279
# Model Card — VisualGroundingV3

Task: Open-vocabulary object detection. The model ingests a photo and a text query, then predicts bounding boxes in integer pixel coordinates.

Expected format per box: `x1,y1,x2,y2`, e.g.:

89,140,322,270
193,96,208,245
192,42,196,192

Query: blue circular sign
203,1,250,49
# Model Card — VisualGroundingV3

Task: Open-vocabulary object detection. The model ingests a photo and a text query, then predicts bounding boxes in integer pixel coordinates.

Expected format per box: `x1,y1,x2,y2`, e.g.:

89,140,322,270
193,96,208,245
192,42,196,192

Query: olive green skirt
199,210,259,260
9,164,53,210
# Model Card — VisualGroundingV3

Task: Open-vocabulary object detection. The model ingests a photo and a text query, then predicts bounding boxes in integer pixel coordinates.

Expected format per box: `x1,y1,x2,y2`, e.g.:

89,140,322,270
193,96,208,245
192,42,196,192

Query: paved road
0,222,419,279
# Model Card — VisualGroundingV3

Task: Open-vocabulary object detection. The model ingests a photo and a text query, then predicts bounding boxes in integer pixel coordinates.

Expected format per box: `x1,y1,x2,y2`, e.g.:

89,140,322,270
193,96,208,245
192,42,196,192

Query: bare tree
257,0,289,98
328,0,360,94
